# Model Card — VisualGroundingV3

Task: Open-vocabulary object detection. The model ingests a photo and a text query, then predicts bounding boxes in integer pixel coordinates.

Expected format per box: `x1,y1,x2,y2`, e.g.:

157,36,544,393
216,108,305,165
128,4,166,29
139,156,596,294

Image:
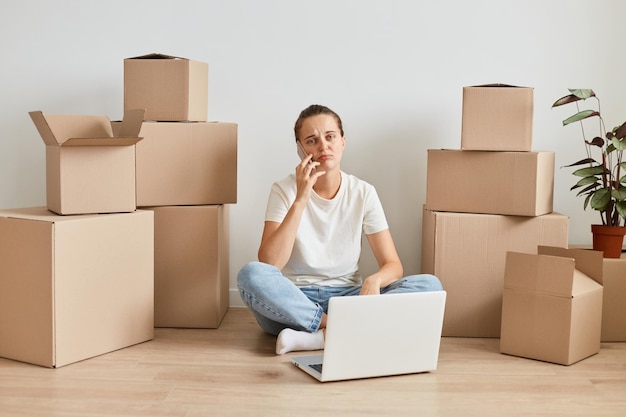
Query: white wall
1,0,625,306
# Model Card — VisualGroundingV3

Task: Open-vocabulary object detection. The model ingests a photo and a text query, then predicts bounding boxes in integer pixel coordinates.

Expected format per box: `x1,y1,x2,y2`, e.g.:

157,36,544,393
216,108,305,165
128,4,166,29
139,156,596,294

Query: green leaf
584,193,592,210
611,136,626,151
572,165,606,177
620,174,626,185
574,176,599,187
612,187,626,201
563,110,600,126
552,90,596,107
569,89,596,99
590,188,611,210
614,121,626,139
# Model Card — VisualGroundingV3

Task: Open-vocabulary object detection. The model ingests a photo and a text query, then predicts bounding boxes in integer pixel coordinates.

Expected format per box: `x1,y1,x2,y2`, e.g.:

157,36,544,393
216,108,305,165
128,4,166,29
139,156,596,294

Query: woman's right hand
295,154,324,203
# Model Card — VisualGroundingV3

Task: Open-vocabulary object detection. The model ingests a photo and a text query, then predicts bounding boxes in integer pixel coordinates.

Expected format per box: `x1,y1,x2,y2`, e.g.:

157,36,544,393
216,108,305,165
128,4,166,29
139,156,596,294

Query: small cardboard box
425,149,554,216
146,205,229,328
29,109,145,215
112,121,237,207
124,53,209,122
500,246,604,365
0,207,154,368
421,207,569,337
461,84,534,151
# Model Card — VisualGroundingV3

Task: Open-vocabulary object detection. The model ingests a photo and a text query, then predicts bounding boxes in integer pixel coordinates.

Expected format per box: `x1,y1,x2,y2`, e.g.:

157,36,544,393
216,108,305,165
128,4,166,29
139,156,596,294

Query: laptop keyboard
309,363,323,373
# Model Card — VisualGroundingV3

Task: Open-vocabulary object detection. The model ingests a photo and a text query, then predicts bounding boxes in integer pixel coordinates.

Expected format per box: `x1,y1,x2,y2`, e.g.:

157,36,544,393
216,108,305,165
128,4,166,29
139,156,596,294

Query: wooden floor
1,308,625,417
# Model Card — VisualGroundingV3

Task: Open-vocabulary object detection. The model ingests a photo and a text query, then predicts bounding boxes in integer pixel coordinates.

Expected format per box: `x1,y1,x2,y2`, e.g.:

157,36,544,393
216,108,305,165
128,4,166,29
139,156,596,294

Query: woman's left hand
359,276,382,295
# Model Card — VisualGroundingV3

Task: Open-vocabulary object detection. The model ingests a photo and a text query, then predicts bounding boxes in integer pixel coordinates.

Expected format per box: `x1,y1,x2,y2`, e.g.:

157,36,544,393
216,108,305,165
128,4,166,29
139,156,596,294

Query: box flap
126,53,187,60
538,246,604,285
29,110,144,147
505,251,575,297
29,111,113,146
62,137,142,147
117,108,145,138
29,111,58,146
572,269,603,297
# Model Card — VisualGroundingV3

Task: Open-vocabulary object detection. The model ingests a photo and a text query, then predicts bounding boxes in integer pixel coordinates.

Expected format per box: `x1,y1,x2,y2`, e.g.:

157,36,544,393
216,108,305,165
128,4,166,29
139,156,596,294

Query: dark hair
294,104,344,142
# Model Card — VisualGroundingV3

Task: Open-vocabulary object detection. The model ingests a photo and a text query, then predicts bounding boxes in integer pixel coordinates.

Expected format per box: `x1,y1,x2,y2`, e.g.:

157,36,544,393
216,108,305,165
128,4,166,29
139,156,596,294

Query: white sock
275,328,325,355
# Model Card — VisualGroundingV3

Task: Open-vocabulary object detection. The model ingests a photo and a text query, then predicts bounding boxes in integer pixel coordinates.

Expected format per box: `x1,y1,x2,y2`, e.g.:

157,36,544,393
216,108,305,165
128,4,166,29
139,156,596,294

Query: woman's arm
360,229,404,295
257,155,323,269
257,201,305,269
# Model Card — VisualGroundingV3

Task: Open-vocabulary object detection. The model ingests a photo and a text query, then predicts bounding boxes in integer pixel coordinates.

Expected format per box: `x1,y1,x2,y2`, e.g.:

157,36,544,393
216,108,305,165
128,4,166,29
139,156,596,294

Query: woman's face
298,114,345,172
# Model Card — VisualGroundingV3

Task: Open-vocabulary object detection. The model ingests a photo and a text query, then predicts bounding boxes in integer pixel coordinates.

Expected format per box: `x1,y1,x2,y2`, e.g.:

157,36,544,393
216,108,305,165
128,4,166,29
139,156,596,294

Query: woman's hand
360,275,382,295
295,154,324,204
359,230,404,295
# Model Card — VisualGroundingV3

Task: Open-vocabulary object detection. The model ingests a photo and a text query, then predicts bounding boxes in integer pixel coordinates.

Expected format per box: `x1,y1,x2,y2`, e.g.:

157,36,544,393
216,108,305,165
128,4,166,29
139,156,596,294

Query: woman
237,104,442,355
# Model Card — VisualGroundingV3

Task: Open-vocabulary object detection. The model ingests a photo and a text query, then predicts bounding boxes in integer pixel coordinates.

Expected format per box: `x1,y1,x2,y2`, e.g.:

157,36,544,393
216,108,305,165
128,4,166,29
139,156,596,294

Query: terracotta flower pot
591,224,626,258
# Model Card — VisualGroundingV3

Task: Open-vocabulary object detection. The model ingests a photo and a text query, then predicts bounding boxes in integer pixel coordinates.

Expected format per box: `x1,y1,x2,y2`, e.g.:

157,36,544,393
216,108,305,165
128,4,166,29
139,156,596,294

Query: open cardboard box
29,109,145,215
500,246,604,365
0,207,154,368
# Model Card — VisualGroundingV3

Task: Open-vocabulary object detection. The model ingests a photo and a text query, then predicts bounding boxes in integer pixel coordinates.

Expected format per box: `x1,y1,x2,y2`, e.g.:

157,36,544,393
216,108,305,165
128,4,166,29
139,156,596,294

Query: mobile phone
296,141,315,172
296,141,309,161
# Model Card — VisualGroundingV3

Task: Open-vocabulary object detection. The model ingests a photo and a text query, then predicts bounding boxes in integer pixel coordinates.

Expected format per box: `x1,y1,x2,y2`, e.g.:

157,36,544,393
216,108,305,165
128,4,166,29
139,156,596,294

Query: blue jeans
237,261,443,335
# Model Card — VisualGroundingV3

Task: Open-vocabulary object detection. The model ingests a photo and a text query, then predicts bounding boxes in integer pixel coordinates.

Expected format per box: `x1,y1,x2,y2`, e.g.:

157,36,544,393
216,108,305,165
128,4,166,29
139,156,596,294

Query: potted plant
552,88,626,258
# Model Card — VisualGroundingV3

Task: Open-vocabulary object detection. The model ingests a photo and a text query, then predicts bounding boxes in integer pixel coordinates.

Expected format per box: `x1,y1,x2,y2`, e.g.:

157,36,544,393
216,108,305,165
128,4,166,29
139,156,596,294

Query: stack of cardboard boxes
0,54,236,368
422,84,614,365
121,54,237,330
0,110,154,368
422,84,569,338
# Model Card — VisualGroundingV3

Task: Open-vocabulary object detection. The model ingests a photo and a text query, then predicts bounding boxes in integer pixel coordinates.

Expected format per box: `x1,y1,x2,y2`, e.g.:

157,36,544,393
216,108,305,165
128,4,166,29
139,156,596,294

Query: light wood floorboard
1,308,625,417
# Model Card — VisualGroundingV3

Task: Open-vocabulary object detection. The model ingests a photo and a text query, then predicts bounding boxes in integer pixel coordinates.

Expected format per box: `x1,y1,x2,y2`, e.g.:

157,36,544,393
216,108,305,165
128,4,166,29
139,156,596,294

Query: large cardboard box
29,109,144,215
421,208,569,337
425,149,554,216
500,246,604,365
112,121,237,207
124,53,208,122
146,205,229,328
0,207,154,368
461,84,534,151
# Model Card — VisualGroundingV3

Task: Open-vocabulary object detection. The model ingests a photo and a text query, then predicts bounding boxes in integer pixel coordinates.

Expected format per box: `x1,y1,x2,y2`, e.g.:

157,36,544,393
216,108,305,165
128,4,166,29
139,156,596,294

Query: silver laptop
290,290,446,382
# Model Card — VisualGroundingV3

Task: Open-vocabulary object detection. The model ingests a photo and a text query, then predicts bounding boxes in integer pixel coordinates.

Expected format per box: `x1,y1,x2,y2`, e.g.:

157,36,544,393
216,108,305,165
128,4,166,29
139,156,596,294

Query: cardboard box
146,205,229,328
29,109,145,215
601,254,626,341
569,245,626,342
421,208,569,337
500,246,604,365
124,53,208,122
0,207,154,368
425,149,554,216
111,121,237,207
461,84,534,151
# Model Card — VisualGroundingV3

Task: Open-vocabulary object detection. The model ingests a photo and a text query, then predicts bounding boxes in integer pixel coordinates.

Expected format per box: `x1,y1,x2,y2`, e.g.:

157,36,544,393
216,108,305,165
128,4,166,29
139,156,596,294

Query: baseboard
229,288,245,307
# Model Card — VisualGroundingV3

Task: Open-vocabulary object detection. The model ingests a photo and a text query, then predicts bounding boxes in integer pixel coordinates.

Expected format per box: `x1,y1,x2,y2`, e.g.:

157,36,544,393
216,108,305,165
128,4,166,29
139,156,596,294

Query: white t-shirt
265,171,389,287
